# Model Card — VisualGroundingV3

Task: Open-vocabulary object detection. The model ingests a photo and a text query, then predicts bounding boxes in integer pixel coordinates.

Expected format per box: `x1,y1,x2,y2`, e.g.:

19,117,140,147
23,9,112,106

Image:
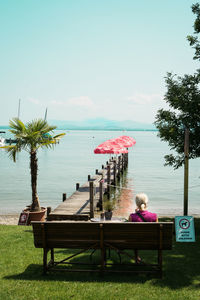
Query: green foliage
103,199,115,211
5,118,65,161
155,72,200,169
155,3,200,169
187,3,200,60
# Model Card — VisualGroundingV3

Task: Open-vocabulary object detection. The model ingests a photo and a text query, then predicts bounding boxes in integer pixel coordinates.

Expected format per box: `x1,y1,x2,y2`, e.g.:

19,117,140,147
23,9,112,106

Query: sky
0,0,199,125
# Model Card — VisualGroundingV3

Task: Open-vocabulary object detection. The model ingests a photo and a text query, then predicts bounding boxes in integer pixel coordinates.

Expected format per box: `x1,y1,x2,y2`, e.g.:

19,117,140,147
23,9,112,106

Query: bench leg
100,247,106,272
43,248,48,275
51,248,54,265
134,249,141,264
158,249,163,278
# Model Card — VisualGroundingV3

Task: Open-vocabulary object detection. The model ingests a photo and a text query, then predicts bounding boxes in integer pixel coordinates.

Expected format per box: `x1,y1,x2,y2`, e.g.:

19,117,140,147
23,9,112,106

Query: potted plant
3,118,65,224
104,200,115,220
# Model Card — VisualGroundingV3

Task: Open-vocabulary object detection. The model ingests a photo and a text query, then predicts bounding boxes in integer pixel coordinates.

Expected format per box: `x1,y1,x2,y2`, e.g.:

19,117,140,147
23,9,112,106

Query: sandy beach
0,214,19,225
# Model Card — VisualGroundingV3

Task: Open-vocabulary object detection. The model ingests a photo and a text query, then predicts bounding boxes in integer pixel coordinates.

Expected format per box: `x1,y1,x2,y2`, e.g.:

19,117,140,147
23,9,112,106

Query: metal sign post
184,128,189,216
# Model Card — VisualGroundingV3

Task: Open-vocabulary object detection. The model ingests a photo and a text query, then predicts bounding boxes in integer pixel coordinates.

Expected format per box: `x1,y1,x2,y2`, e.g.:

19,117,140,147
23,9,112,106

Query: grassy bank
0,218,200,300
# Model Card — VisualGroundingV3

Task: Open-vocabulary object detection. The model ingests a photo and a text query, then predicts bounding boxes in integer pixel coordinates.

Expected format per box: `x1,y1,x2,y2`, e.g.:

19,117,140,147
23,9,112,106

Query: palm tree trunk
30,150,41,211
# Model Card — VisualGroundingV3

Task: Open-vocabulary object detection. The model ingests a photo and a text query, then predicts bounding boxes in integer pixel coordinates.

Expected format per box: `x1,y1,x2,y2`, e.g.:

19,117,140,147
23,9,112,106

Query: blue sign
175,216,195,242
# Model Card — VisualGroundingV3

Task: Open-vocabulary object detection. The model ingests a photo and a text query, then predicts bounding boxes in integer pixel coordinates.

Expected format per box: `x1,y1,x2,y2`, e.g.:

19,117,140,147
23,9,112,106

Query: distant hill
50,118,156,131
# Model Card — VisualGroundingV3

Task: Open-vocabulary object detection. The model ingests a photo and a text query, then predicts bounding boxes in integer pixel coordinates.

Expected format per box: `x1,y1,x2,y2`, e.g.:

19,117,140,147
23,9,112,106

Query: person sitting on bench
128,193,158,264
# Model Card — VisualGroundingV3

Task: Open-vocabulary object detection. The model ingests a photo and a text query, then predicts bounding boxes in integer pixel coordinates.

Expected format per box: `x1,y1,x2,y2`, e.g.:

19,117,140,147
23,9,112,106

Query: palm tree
4,118,65,212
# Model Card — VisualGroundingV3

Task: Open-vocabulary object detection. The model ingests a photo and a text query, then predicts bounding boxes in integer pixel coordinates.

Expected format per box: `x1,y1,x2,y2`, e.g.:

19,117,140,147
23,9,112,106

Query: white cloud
51,100,67,106
127,93,162,105
28,98,40,105
68,96,94,107
51,96,94,108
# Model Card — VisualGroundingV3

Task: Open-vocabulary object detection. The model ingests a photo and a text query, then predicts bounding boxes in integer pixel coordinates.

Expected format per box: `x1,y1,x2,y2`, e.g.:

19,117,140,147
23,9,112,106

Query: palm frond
53,133,66,139
2,144,22,162
27,119,56,135
9,118,26,134
7,118,65,153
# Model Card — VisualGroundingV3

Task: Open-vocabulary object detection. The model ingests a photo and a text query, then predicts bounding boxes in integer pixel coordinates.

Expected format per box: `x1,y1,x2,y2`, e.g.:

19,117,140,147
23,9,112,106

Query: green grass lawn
0,218,200,300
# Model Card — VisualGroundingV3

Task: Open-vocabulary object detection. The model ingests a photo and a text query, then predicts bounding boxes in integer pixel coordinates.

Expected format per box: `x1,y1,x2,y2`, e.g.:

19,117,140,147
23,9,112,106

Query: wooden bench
32,221,173,278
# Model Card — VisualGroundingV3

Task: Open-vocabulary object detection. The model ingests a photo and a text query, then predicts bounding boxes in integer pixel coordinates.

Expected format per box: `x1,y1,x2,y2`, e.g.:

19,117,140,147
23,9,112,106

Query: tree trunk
30,150,41,211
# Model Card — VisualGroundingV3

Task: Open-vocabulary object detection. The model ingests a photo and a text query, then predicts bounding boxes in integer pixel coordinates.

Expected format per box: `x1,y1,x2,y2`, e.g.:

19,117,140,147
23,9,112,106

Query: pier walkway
47,154,128,221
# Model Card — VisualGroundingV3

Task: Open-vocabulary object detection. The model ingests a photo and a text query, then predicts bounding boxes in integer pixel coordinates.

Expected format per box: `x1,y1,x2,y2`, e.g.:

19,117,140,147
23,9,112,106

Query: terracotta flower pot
23,207,46,225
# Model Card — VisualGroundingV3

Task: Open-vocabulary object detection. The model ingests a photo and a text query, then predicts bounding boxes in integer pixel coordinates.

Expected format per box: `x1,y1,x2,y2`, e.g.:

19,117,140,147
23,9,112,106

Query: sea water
0,129,199,216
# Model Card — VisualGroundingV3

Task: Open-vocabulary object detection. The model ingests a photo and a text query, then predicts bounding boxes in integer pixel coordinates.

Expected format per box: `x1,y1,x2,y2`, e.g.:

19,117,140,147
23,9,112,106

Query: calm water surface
0,130,199,216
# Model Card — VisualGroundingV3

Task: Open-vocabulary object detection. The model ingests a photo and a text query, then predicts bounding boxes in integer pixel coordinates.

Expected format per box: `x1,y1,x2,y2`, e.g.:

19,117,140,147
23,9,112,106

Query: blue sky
0,0,199,125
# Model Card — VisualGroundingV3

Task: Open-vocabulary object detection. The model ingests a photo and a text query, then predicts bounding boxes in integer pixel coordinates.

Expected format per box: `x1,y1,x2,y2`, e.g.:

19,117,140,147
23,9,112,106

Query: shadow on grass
4,263,157,284
4,243,200,290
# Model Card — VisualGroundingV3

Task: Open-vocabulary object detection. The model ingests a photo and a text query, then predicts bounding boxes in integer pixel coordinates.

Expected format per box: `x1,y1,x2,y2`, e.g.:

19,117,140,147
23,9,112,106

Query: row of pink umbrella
94,136,136,154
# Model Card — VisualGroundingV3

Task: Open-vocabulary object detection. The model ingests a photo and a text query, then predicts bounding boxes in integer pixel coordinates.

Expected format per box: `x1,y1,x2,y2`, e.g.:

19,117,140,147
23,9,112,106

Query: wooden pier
47,153,128,221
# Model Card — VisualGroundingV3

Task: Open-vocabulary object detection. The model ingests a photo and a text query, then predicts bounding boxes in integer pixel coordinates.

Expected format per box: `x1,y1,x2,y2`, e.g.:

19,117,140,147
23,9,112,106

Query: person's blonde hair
135,193,148,211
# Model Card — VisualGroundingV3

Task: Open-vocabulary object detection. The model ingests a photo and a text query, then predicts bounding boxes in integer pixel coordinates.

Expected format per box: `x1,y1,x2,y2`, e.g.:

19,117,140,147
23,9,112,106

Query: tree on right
155,3,200,170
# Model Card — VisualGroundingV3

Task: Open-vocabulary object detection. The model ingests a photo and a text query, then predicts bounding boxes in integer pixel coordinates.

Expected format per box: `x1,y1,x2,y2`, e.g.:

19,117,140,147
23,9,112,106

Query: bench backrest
32,221,173,250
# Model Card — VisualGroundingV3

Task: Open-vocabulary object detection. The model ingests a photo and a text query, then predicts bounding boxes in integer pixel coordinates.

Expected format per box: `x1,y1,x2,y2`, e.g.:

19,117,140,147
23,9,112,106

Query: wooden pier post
76,183,80,191
99,180,103,210
88,175,91,181
96,169,98,175
47,207,52,217
89,181,94,218
113,160,117,186
123,154,126,171
123,153,126,169
62,193,67,202
121,154,124,173
107,164,111,198
125,153,128,169
117,156,121,178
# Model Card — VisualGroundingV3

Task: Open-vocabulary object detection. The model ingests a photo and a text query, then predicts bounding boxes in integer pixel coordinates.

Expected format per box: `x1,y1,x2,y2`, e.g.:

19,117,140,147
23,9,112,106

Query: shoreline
0,213,199,226
0,214,20,225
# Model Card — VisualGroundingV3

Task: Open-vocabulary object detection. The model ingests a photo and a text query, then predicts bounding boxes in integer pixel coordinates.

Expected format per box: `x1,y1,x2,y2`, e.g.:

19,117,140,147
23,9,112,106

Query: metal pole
184,128,189,216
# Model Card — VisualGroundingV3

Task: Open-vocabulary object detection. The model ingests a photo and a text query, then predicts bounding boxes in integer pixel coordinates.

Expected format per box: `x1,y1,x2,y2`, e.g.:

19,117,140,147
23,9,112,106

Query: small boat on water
0,131,6,146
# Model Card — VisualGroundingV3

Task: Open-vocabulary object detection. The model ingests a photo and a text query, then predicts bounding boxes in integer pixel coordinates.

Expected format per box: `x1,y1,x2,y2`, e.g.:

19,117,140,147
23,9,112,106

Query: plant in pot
3,118,65,224
104,200,115,220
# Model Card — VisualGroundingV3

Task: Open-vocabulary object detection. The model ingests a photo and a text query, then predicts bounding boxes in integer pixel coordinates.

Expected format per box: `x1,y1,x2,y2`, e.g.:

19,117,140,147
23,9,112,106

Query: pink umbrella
94,136,135,154
94,143,128,154
97,136,136,149
115,136,136,147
